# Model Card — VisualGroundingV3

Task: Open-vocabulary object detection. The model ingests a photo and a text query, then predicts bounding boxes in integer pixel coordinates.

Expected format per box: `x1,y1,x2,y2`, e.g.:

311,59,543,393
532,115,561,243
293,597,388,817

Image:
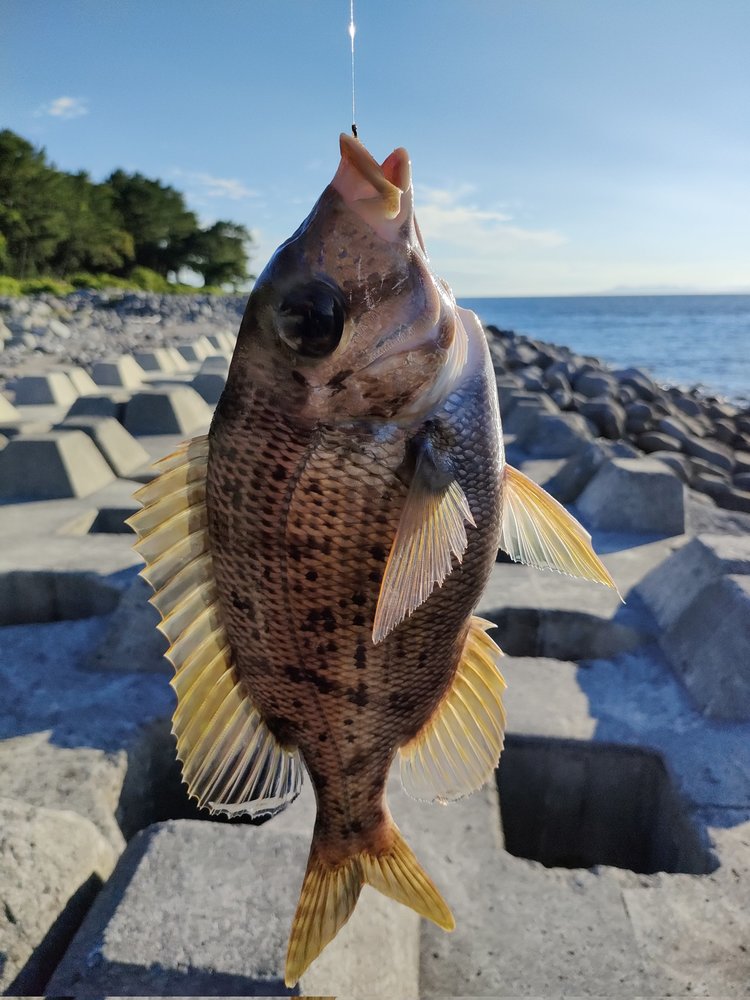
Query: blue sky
2,0,749,296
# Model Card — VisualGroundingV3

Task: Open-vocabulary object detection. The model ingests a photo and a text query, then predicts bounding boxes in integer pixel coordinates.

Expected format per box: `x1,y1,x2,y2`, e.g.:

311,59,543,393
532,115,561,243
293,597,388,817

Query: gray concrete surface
577,457,686,535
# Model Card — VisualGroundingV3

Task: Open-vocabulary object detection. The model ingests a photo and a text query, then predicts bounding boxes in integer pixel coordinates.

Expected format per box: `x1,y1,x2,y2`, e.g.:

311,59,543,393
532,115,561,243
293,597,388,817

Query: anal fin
399,615,506,802
500,464,620,595
129,435,303,818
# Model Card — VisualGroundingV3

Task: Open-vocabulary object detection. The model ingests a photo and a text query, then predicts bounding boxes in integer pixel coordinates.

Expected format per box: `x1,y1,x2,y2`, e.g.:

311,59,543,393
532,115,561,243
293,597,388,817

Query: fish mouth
332,134,412,231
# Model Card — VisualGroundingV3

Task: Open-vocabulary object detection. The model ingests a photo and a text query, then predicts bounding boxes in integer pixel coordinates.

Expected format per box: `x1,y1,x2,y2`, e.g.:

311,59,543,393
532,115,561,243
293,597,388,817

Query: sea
457,294,750,405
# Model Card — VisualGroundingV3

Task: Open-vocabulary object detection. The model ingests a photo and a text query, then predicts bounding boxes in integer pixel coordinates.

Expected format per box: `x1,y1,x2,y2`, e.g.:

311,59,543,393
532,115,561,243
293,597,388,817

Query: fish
128,133,617,986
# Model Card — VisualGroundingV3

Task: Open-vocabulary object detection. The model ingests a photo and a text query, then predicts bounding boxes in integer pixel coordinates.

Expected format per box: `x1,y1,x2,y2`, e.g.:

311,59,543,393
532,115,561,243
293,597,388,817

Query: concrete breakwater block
663,574,750,721
525,411,594,458
0,797,116,996
64,366,98,396
0,431,114,500
206,331,237,352
87,572,170,674
0,732,127,852
92,355,145,388
191,369,226,404
12,372,78,406
65,392,127,421
636,533,750,631
576,457,685,535
123,386,213,435
132,347,189,373
174,336,215,363
48,821,420,997
55,415,150,478
0,569,122,625
0,392,20,422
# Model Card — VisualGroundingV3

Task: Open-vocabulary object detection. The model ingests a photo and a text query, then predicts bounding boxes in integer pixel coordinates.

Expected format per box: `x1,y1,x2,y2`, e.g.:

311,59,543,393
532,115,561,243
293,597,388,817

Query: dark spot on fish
293,583,304,594
345,751,369,775
343,717,353,726
323,619,337,633
354,639,367,671
327,639,338,653
389,692,417,714
376,513,389,525
345,733,357,743
368,569,381,584
306,480,324,496
339,598,349,609
310,672,339,695
307,609,321,623
370,543,386,560
349,820,363,834
284,665,305,685
320,538,332,555
231,591,253,613
315,772,328,790
292,699,303,709
291,370,308,386
352,613,365,627
346,682,369,707
272,464,286,482
306,570,318,582
289,544,302,562
318,732,328,742
352,592,366,606
263,566,272,581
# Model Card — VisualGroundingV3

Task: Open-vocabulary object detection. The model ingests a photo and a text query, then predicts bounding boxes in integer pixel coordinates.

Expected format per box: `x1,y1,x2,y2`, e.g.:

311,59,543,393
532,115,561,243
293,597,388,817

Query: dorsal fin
128,435,303,817
398,616,506,802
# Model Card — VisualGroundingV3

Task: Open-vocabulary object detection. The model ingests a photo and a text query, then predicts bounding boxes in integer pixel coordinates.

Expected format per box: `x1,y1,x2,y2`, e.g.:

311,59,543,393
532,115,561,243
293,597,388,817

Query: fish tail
284,821,454,986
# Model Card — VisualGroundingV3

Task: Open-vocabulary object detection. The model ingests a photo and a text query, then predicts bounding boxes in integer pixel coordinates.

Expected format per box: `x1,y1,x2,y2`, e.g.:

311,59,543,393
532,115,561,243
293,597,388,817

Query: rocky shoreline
1,292,749,996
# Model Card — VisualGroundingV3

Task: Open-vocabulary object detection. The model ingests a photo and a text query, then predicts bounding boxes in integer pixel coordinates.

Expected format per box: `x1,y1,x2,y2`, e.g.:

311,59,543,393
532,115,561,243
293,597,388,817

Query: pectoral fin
129,436,303,818
373,436,475,644
399,616,506,802
500,464,620,595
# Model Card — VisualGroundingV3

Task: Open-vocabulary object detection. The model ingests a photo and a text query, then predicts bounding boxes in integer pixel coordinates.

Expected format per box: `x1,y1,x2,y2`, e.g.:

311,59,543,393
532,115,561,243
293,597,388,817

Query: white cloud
174,169,258,201
416,185,566,253
35,96,89,119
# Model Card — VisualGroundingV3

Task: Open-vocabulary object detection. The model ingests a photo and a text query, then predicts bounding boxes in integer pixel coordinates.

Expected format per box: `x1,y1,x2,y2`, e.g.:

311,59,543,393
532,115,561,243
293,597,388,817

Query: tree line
0,129,253,290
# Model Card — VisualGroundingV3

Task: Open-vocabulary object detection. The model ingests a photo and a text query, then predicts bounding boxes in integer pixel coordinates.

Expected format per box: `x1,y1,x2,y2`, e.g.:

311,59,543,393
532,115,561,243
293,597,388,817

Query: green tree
106,170,198,277
0,130,67,277
51,171,134,275
186,220,253,289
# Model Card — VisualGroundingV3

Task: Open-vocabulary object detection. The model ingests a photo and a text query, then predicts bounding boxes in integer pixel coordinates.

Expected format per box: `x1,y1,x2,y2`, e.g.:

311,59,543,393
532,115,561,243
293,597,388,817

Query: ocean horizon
458,293,750,404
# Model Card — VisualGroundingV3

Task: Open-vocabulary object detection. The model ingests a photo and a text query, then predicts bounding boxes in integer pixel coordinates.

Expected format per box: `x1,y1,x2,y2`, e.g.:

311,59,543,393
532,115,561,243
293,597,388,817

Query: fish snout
333,134,414,240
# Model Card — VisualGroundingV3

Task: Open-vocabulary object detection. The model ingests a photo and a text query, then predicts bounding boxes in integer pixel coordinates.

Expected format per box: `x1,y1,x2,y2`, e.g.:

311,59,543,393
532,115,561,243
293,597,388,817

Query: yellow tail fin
284,824,454,986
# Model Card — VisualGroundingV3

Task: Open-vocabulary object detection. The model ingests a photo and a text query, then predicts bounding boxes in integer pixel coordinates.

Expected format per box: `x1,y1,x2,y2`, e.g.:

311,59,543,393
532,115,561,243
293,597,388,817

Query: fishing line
349,0,357,137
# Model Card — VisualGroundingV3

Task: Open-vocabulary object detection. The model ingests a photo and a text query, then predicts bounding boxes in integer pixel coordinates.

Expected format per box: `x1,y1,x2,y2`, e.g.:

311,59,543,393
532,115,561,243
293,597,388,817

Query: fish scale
206,372,500,853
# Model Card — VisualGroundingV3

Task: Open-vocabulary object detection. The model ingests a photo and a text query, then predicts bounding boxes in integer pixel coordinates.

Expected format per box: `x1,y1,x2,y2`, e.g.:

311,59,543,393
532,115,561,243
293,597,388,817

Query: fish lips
332,133,414,242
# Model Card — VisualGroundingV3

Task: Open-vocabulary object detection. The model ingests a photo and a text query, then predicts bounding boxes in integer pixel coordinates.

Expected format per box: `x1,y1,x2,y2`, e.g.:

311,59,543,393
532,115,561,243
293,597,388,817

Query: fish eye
277,280,346,359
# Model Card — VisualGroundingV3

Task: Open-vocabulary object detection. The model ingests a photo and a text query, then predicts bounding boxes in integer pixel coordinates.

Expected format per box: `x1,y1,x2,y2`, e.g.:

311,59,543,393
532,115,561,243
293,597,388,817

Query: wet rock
577,458,685,535
573,370,618,399
613,367,661,402
649,451,692,482
625,400,654,434
637,431,683,454
525,412,594,459
683,435,735,474
578,398,626,439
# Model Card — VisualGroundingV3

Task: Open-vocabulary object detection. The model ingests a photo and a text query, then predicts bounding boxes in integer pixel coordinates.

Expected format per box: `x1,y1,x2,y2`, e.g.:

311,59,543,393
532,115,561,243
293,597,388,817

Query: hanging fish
128,133,616,986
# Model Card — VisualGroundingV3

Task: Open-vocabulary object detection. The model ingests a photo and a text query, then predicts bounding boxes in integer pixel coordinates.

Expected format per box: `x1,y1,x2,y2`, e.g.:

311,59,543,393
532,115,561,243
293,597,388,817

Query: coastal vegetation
0,129,253,294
